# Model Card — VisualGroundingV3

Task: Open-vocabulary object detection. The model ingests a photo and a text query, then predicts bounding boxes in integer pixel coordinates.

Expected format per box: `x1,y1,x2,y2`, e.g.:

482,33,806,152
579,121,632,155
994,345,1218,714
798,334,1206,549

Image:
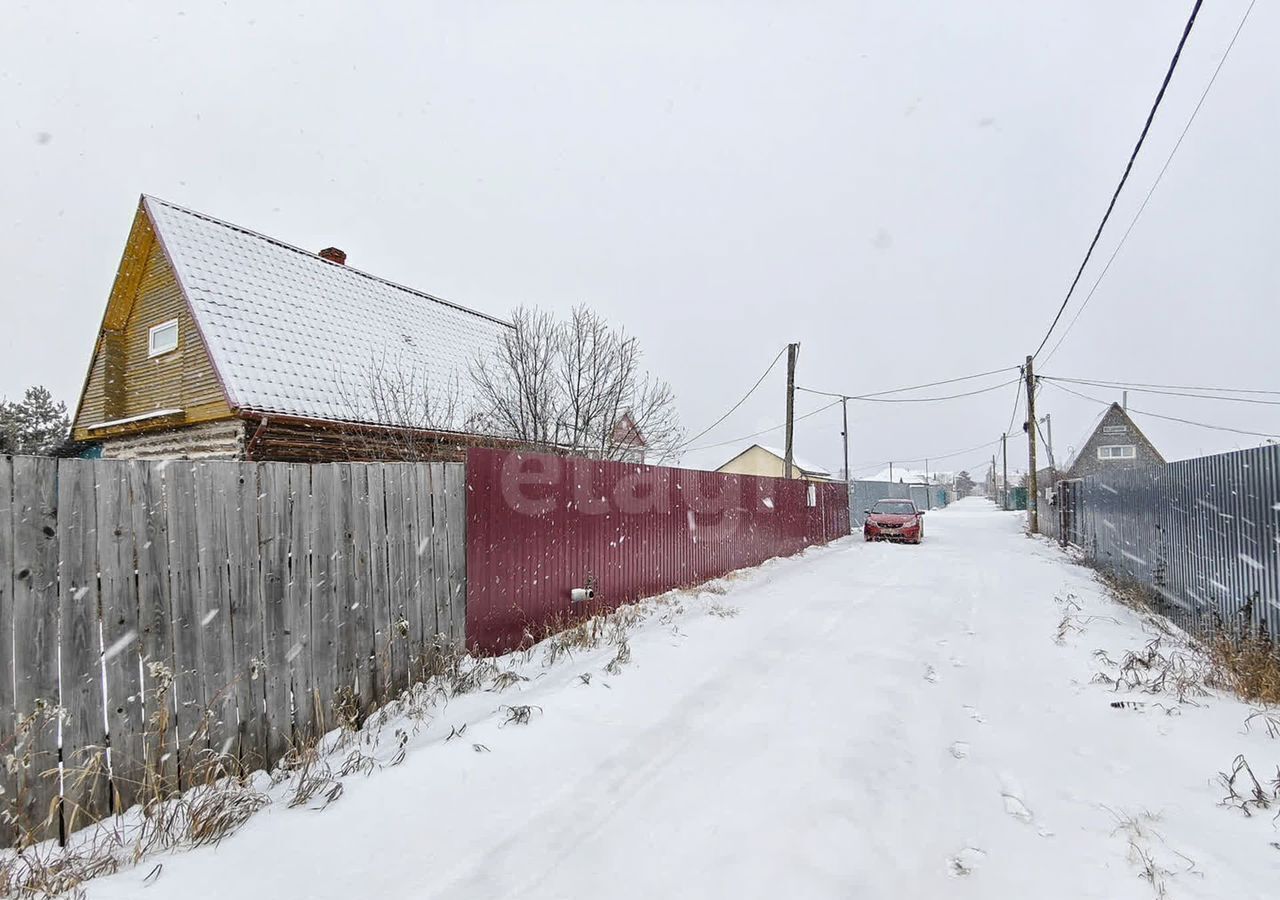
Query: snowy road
90,498,1279,900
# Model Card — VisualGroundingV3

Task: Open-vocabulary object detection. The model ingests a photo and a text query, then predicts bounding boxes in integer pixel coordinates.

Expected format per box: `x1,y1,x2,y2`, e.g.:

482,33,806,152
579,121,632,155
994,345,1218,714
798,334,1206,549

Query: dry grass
1210,632,1280,705
499,705,542,727
0,747,268,900
1217,754,1280,819
1104,807,1199,900
1089,567,1280,707
1,572,726,898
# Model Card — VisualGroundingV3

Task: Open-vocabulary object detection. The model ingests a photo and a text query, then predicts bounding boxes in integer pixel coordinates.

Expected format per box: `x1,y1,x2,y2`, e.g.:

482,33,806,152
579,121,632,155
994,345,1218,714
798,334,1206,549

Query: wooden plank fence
0,457,467,848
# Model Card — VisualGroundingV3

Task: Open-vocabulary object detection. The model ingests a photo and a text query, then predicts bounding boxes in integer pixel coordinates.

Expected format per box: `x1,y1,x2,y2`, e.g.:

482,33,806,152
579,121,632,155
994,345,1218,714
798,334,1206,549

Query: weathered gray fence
0,457,466,847
849,480,946,525
1054,444,1280,635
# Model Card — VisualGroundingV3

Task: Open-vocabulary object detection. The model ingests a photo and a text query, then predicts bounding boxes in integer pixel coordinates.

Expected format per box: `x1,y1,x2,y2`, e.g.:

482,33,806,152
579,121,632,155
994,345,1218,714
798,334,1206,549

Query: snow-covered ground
87,498,1279,899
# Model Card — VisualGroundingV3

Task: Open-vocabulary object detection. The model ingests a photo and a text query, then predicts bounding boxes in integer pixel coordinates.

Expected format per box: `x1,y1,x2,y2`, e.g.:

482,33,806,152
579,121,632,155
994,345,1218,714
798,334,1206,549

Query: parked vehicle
863,499,924,544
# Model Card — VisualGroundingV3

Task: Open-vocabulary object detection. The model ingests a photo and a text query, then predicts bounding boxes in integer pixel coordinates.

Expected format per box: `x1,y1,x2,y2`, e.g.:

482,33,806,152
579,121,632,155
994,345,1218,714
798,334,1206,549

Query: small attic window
149,320,179,357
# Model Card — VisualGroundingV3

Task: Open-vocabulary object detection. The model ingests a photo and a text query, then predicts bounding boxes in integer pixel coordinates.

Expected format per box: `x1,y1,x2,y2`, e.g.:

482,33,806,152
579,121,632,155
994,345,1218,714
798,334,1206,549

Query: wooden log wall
0,457,467,848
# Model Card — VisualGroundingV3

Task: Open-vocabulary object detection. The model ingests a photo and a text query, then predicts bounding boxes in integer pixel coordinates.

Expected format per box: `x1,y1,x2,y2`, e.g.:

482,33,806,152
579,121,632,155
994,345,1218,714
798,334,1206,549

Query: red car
863,499,925,544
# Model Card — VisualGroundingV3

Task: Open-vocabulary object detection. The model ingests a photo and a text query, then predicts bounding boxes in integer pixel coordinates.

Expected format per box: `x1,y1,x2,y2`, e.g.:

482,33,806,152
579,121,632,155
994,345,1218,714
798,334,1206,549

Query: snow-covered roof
862,467,931,484
754,444,831,476
146,196,511,428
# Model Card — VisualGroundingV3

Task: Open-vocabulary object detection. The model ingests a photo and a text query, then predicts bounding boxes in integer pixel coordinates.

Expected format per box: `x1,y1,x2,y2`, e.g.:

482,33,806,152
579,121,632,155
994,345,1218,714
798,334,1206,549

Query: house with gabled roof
715,444,833,482
1060,402,1165,480
608,412,648,464
71,196,519,461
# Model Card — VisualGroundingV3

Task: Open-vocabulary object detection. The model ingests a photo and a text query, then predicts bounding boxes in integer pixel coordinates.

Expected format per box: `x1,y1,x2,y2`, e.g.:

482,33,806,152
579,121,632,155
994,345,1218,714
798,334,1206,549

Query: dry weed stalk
500,705,542,727
1105,807,1198,900
1243,709,1280,739
1217,754,1280,818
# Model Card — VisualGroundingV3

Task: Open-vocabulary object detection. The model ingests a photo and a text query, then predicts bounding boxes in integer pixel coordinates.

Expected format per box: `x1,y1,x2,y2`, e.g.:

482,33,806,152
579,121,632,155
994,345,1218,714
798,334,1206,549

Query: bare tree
469,307,560,448
335,350,465,460
471,305,682,461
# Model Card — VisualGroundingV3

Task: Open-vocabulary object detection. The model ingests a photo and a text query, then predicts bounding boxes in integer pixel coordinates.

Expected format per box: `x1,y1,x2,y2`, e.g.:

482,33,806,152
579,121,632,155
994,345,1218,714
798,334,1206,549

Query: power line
1044,380,1280,439
797,365,1019,401
856,378,1022,404
1042,0,1259,365
675,346,786,450
1004,374,1024,438
1040,374,1280,397
1041,376,1280,407
1034,416,1055,470
850,437,1004,474
799,376,1020,405
1032,0,1205,360
681,399,843,453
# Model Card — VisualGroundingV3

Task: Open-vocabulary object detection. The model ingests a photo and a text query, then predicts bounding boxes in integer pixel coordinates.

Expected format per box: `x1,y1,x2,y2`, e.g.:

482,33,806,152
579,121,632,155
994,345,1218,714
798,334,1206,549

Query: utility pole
1025,355,1039,533
783,342,799,479
840,396,850,488
1001,432,1009,511
889,461,894,482
991,455,997,499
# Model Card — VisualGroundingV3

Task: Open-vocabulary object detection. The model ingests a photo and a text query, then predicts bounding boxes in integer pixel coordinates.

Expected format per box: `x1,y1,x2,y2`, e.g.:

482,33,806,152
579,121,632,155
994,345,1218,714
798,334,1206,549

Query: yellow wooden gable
72,201,233,441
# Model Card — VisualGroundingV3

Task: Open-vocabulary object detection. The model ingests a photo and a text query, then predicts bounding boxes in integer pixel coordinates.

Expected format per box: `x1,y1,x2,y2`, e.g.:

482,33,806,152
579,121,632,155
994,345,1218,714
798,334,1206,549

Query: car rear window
871,500,917,515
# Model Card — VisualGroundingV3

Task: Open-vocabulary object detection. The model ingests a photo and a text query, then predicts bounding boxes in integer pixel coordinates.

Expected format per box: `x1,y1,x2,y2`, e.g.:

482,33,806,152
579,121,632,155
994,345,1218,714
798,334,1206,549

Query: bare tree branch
470,304,683,461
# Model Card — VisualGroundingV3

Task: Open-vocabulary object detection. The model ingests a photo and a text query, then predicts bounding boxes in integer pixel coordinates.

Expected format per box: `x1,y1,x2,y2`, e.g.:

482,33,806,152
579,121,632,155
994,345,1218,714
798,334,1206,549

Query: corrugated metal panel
1065,445,1280,635
465,448,850,653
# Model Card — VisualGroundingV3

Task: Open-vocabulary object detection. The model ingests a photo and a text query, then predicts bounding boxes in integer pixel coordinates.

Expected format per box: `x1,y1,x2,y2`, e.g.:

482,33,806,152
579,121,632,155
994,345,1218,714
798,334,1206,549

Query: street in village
86,498,1280,900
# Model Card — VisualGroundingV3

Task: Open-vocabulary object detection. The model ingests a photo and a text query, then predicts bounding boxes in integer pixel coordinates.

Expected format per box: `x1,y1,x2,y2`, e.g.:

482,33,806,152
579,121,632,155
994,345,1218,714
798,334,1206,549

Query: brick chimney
319,247,347,265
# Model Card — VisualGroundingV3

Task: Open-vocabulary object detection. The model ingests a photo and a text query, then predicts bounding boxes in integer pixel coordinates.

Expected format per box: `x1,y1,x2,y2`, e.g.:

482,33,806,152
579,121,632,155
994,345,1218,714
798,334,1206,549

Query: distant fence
0,457,466,847
1051,444,1280,635
465,448,851,652
849,480,947,525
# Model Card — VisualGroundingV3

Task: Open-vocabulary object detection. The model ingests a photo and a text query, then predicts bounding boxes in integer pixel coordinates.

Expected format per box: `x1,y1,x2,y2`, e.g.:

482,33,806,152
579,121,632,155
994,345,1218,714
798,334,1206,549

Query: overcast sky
2,0,1276,476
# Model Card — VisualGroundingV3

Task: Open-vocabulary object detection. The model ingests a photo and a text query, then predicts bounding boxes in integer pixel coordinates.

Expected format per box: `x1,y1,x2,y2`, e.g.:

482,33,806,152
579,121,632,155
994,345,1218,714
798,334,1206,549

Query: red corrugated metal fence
465,447,850,653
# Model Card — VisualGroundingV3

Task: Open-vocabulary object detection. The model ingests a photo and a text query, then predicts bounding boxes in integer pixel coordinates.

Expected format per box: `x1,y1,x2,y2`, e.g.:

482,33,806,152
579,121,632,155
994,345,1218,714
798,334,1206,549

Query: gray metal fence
1054,444,1280,635
849,480,948,525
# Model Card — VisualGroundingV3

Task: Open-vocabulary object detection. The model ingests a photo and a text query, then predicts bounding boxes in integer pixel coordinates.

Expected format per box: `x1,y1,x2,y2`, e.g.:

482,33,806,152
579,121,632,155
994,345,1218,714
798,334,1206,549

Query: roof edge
143,195,242,412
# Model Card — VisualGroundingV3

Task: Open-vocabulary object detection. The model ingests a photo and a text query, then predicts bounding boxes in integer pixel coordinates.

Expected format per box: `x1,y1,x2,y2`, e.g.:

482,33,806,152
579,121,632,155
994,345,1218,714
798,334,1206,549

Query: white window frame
148,319,179,357
1097,444,1136,460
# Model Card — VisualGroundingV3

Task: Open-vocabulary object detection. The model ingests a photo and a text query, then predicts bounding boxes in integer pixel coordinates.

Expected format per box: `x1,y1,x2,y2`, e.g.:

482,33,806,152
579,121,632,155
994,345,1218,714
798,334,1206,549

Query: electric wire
680,399,844,453
849,436,1004,474
796,365,1019,401
1004,375,1024,438
1032,0,1205,359
1041,375,1280,400
1041,0,1258,365
1044,380,1280,440
674,346,787,450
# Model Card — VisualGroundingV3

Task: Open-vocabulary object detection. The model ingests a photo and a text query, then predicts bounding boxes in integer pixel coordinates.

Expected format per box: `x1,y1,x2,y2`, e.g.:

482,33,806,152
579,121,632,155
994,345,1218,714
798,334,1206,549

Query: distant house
1061,403,1165,480
608,412,648,464
716,444,832,481
864,466,931,485
71,196,519,461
